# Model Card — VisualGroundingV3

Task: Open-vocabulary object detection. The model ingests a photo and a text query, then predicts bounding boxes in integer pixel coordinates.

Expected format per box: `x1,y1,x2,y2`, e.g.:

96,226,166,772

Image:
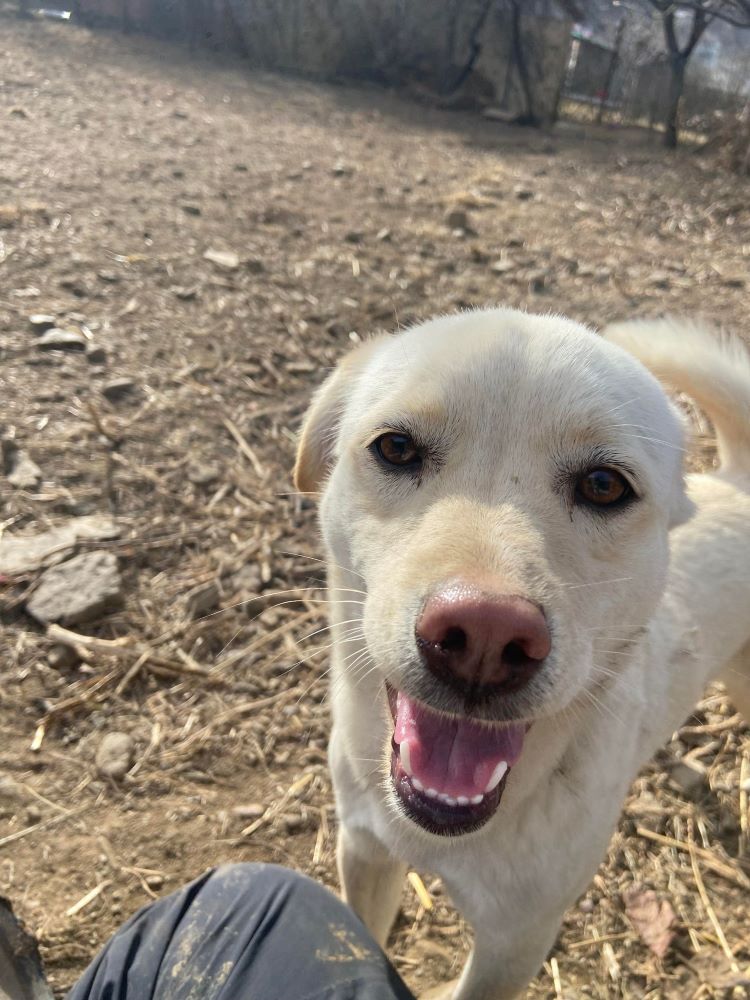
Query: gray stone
203,247,239,270
185,580,220,619
26,550,123,625
28,314,56,333
187,460,221,486
231,803,265,820
444,207,470,231
47,643,79,670
86,345,107,365
96,732,135,780
6,451,42,490
0,514,120,575
36,328,86,352
102,378,137,403
670,761,705,798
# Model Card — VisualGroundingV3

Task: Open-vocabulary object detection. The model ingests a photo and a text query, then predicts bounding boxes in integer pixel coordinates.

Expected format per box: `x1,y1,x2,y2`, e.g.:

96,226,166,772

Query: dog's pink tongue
394,692,525,798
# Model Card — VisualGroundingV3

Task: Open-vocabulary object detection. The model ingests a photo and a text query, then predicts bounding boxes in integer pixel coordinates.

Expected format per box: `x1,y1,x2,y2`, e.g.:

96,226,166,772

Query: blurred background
1,2,749,998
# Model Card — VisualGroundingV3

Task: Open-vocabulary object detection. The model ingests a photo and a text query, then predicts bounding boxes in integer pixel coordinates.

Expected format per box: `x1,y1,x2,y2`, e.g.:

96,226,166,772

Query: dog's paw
420,980,459,1000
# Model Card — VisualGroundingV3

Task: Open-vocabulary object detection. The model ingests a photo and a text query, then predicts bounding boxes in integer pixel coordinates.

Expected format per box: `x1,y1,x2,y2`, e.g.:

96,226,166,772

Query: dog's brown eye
373,432,421,469
575,468,631,507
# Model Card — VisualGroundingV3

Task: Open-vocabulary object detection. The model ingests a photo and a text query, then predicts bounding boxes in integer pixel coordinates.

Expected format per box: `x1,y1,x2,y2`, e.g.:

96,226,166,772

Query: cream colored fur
295,308,750,999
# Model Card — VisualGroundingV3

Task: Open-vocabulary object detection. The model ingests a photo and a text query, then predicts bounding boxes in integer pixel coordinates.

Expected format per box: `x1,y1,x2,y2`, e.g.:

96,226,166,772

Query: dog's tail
603,318,750,479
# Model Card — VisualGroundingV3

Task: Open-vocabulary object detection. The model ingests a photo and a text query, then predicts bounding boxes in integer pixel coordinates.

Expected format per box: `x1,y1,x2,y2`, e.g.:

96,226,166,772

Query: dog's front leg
337,823,407,948
422,914,561,1000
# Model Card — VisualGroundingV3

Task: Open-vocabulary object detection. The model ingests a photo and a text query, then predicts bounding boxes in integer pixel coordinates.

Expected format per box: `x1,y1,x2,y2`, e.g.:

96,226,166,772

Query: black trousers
67,863,416,1000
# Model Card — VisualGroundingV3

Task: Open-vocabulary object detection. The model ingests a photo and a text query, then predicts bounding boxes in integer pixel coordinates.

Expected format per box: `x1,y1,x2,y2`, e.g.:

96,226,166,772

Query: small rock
96,731,135,780
185,580,220,619
203,248,239,270
513,185,534,200
182,203,202,216
506,236,524,248
36,328,87,352
245,258,264,274
97,269,120,283
171,284,199,300
375,227,392,242
670,761,705,798
344,231,363,244
187,460,221,486
26,805,42,824
145,874,164,890
578,897,595,913
6,451,42,489
231,803,265,820
47,643,79,669
722,274,745,289
650,271,671,289
490,259,515,274
281,813,304,833
527,269,548,293
86,345,107,365
102,378,137,403
444,207,471,231
331,161,352,176
26,550,123,625
0,514,120,575
28,313,56,333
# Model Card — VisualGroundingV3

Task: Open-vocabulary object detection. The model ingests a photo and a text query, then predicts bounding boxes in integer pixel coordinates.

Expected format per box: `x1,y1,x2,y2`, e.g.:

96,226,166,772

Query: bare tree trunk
445,0,495,95
597,16,624,125
662,6,709,148
664,54,686,148
509,0,538,125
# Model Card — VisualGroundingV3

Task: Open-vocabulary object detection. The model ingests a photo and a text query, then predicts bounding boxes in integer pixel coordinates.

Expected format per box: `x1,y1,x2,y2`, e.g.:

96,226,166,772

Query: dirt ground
1,12,749,999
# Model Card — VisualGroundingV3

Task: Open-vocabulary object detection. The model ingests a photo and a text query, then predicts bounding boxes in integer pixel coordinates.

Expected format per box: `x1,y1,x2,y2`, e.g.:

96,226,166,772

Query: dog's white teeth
425,787,438,798
456,796,470,806
470,794,484,805
412,777,424,792
484,761,509,793
444,795,458,806
400,741,413,776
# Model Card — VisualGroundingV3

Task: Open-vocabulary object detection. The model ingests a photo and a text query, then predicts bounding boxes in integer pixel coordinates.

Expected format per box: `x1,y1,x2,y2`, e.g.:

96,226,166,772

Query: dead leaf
623,884,675,959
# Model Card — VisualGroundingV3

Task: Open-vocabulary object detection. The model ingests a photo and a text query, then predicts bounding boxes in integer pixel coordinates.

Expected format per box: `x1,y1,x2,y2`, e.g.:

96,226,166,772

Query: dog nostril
440,626,467,654
503,641,530,668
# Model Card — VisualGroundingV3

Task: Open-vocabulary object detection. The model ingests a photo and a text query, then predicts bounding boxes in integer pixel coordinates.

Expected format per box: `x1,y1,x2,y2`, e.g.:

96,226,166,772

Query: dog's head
295,309,692,836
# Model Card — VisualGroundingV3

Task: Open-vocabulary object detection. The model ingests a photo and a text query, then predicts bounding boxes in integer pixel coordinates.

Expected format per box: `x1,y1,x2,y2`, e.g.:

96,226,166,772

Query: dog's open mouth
387,686,525,836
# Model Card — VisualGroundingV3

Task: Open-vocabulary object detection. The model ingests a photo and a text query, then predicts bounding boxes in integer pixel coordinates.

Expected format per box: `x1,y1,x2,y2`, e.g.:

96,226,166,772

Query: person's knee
202,862,322,904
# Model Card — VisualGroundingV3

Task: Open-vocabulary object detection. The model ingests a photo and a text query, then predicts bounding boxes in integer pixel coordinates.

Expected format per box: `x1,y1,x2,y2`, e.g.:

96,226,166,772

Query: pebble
28,313,56,332
96,731,135,780
669,761,705,798
102,378,137,403
6,450,42,489
47,643,79,669
86,345,107,365
185,580,220,619
36,328,87,352
187,460,221,486
513,185,534,200
232,803,265,820
444,207,471,231
26,550,123,625
203,247,239,270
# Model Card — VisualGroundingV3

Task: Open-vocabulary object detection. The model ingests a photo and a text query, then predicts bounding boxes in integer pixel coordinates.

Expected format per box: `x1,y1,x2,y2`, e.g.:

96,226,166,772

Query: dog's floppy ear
294,338,382,494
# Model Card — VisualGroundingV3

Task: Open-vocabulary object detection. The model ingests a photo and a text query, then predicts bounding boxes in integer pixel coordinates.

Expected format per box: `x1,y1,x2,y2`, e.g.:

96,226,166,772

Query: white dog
294,309,750,999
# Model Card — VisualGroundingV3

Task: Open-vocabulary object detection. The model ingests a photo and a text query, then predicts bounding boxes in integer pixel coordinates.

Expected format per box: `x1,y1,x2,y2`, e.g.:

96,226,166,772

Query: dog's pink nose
416,582,551,692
